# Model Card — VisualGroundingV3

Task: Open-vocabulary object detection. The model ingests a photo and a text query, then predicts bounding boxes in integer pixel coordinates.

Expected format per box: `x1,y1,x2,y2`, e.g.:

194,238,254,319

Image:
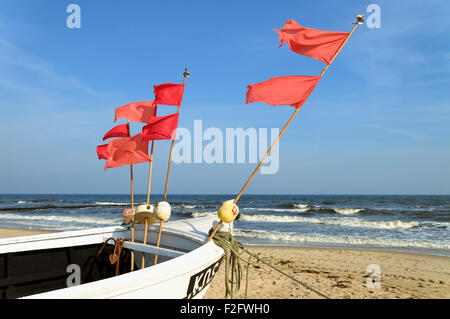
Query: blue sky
0,0,449,195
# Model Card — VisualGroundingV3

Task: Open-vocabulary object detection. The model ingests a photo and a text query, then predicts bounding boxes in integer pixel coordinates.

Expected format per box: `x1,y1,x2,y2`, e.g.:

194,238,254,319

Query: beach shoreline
1,226,449,299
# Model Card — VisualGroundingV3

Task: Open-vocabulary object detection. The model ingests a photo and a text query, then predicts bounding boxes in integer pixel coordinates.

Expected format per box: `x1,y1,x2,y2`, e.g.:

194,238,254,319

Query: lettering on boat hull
184,256,224,299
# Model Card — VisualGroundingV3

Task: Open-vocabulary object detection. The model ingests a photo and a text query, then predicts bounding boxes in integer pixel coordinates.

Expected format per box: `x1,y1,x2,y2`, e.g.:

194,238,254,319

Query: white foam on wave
182,204,197,209
233,229,450,250
95,202,128,206
239,214,421,229
334,208,364,215
244,207,309,213
191,211,217,218
17,201,28,204
292,204,309,209
0,212,121,225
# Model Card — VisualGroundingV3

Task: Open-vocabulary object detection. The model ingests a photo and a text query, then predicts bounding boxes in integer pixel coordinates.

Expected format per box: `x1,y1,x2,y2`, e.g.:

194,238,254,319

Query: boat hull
0,216,224,299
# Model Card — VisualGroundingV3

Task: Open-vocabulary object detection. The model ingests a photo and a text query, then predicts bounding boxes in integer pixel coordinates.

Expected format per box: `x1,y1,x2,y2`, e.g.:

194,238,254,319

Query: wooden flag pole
146,141,156,205
153,220,163,265
162,68,190,201
206,15,363,243
126,121,136,271
141,140,155,269
154,68,190,265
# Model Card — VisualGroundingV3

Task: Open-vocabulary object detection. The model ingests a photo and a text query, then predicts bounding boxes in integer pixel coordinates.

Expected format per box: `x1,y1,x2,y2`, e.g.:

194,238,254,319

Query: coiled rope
210,230,329,299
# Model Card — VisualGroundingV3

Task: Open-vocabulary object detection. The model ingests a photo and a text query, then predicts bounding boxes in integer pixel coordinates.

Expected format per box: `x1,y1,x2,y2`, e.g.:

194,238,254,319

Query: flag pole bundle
97,121,151,270
153,68,190,265
96,70,187,270
207,14,364,243
138,69,188,266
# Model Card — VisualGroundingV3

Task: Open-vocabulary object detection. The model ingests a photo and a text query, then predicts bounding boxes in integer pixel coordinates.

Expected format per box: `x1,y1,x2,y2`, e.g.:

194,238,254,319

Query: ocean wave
333,208,365,215
277,203,310,209
307,206,365,215
0,212,121,225
244,207,310,213
0,205,60,211
95,202,128,206
233,229,449,250
239,214,422,229
0,202,132,212
191,211,217,218
181,204,197,209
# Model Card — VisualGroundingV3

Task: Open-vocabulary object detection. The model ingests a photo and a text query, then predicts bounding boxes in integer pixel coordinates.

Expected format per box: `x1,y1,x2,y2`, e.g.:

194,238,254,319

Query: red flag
246,75,321,108
154,83,185,106
96,144,109,160
105,133,150,171
114,101,157,123
103,123,130,141
142,113,179,141
275,20,349,64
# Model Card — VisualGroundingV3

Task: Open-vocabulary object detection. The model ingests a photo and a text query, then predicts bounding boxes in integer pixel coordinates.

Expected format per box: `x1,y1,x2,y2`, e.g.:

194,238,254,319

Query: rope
210,231,248,298
241,246,330,299
210,230,329,299
96,237,130,276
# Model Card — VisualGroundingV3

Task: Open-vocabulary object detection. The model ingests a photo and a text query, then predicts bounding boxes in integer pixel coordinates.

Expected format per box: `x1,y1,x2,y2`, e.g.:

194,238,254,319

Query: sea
0,194,449,256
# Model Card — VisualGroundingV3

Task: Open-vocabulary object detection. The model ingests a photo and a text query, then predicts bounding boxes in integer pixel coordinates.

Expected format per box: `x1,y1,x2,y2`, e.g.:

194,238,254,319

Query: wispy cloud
0,37,103,97
362,123,425,140
347,1,450,87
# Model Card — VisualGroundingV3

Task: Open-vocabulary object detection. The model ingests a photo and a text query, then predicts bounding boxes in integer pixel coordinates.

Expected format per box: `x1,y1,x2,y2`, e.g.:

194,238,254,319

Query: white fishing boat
0,14,363,301
0,215,224,299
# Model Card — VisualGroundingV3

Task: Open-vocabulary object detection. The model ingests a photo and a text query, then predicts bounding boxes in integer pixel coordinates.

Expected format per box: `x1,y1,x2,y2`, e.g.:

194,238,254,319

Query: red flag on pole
96,144,109,160
103,123,130,141
246,75,321,108
154,83,185,106
142,113,179,141
114,101,157,123
105,133,151,171
275,20,349,64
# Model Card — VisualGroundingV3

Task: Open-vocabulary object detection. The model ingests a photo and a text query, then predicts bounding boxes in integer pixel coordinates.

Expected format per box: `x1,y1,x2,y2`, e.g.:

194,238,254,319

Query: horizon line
1,193,449,196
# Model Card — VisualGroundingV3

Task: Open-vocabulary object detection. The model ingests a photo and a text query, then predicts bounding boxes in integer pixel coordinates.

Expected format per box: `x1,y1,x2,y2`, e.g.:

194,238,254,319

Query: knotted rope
96,237,129,276
210,230,329,299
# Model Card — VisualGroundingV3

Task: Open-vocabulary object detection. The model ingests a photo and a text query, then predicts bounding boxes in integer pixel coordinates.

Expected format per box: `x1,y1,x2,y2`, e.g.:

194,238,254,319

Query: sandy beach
1,227,448,299
205,245,450,299
0,227,58,238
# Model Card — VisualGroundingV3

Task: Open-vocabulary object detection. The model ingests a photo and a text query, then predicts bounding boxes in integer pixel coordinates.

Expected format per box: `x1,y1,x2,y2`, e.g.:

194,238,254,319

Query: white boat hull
0,216,225,299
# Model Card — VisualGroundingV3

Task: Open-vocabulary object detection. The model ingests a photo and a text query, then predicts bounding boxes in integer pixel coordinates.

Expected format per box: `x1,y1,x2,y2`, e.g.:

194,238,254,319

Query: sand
204,245,450,299
0,227,58,238
1,227,448,299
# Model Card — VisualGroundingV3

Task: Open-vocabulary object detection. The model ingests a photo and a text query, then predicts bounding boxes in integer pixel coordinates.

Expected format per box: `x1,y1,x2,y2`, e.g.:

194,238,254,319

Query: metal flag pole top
206,14,364,243
154,67,190,265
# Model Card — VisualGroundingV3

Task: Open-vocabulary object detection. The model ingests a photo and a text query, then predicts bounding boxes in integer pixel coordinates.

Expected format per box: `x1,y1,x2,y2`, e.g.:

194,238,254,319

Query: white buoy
135,204,155,224
154,201,171,222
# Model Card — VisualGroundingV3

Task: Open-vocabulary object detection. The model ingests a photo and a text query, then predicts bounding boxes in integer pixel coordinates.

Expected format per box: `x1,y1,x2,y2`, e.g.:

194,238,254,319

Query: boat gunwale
22,240,224,299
